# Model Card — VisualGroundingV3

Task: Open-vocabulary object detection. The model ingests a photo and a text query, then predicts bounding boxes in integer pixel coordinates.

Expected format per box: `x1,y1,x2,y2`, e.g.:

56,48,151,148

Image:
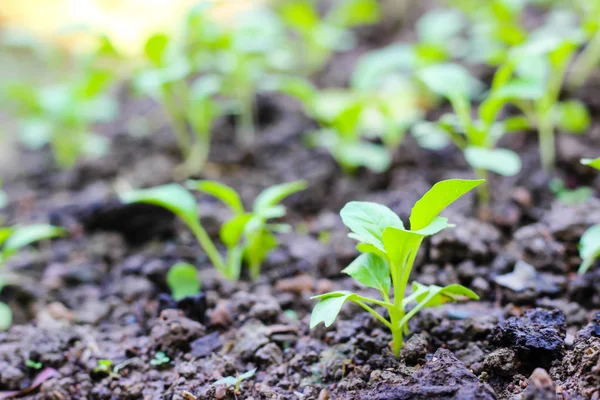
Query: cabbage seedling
121,181,305,281
0,224,64,330
578,157,600,274
311,179,483,356
417,63,521,209
188,180,307,280
214,368,256,395
167,262,201,301
278,0,380,74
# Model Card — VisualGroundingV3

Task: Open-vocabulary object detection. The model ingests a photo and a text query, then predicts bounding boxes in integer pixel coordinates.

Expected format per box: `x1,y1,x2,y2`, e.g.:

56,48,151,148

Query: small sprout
549,178,593,205
310,179,483,357
121,181,305,281
213,368,257,394
579,225,600,274
0,303,12,331
167,263,201,301
25,360,43,370
92,359,114,376
150,351,171,367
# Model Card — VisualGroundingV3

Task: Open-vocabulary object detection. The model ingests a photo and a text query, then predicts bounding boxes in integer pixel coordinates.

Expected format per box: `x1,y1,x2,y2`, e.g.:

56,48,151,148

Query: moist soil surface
2,14,600,400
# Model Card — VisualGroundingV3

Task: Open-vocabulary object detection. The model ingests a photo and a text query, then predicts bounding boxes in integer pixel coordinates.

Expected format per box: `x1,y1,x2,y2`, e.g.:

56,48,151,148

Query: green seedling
278,78,401,173
92,359,114,376
0,224,64,330
310,179,483,357
582,157,600,171
2,36,119,168
549,178,593,204
167,262,201,300
25,360,43,370
567,1,600,89
579,156,600,274
135,28,225,175
150,351,170,366
278,0,380,74
213,368,256,394
417,63,521,210
488,30,589,170
188,180,307,280
121,181,305,281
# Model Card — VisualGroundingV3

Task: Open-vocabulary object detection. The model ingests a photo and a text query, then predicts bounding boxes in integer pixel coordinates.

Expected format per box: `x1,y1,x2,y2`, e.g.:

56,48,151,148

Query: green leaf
351,44,415,90
492,79,545,100
581,157,600,171
342,253,390,296
503,116,532,132
555,100,590,134
120,184,198,229
417,63,482,99
244,229,277,270
335,141,392,173
2,224,64,261
417,9,464,45
0,302,12,331
187,180,244,214
464,147,522,176
226,244,244,281
328,0,380,27
220,213,253,247
275,76,317,111
356,243,388,261
0,228,12,246
412,282,479,307
279,0,319,34
167,262,201,301
253,181,307,214
409,179,484,231
579,225,600,274
310,291,355,328
411,121,451,150
340,201,404,250
382,227,425,268
144,33,169,66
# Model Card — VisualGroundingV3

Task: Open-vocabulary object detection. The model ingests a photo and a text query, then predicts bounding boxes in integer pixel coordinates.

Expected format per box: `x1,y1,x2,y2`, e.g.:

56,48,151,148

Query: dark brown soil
1,11,600,400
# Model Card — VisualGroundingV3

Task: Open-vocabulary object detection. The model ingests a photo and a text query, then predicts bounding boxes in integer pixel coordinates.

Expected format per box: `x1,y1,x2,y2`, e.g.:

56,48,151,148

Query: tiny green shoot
167,262,201,301
213,368,257,394
578,156,600,274
25,359,43,370
310,179,483,357
150,351,171,366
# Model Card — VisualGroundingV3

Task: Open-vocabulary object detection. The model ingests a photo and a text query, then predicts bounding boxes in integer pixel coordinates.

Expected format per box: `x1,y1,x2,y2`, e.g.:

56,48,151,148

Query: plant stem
160,86,191,157
237,88,255,150
569,28,600,90
354,300,392,329
475,168,490,210
538,115,555,171
189,221,227,277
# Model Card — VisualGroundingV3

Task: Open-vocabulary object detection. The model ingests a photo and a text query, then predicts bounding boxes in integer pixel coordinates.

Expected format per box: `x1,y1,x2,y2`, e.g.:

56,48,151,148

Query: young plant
278,0,380,74
150,351,171,367
167,262,201,300
135,30,224,175
579,157,600,274
187,180,307,280
213,368,256,395
121,181,305,281
279,78,398,174
567,1,600,89
489,31,590,170
417,63,521,210
0,224,65,330
310,179,483,356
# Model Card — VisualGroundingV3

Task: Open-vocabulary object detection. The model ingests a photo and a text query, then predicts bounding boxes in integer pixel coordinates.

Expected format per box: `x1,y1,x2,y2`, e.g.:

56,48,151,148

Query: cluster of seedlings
0,0,600,394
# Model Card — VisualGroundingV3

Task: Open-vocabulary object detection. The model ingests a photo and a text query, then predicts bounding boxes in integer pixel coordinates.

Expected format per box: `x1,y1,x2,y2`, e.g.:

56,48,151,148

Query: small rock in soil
0,360,26,390
455,343,485,367
362,348,496,399
520,368,556,400
150,309,206,352
190,331,222,359
490,308,566,370
401,333,429,365
254,342,283,365
231,320,270,361
483,348,521,377
559,335,600,399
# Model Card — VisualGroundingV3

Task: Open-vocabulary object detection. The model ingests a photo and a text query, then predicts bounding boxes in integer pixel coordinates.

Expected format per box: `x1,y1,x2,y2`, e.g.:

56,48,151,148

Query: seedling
150,351,171,366
3,36,119,168
311,179,483,357
188,180,307,280
549,178,593,205
92,359,114,376
167,262,201,301
121,181,305,281
417,63,521,209
579,157,600,274
25,360,43,370
278,0,380,74
135,29,224,174
0,224,64,330
213,368,256,395
567,2,600,89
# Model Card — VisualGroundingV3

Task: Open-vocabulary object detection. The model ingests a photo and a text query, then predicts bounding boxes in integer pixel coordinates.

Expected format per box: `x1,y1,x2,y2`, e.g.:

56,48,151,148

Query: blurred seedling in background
2,34,120,168
311,179,483,356
578,157,600,274
167,262,201,300
150,351,171,367
416,63,521,212
121,180,305,281
277,0,380,74
0,224,64,330
567,1,600,89
213,368,256,395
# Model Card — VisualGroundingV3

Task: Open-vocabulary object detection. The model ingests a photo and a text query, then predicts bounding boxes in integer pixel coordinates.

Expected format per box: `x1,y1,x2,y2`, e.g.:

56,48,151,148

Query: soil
2,9,600,400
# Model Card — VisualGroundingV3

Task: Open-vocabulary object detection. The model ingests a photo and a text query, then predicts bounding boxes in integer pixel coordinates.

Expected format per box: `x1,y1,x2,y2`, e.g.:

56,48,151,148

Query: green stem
189,221,227,277
569,28,600,90
160,86,191,157
354,295,393,308
538,115,555,171
475,168,490,210
237,88,255,150
354,300,392,329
